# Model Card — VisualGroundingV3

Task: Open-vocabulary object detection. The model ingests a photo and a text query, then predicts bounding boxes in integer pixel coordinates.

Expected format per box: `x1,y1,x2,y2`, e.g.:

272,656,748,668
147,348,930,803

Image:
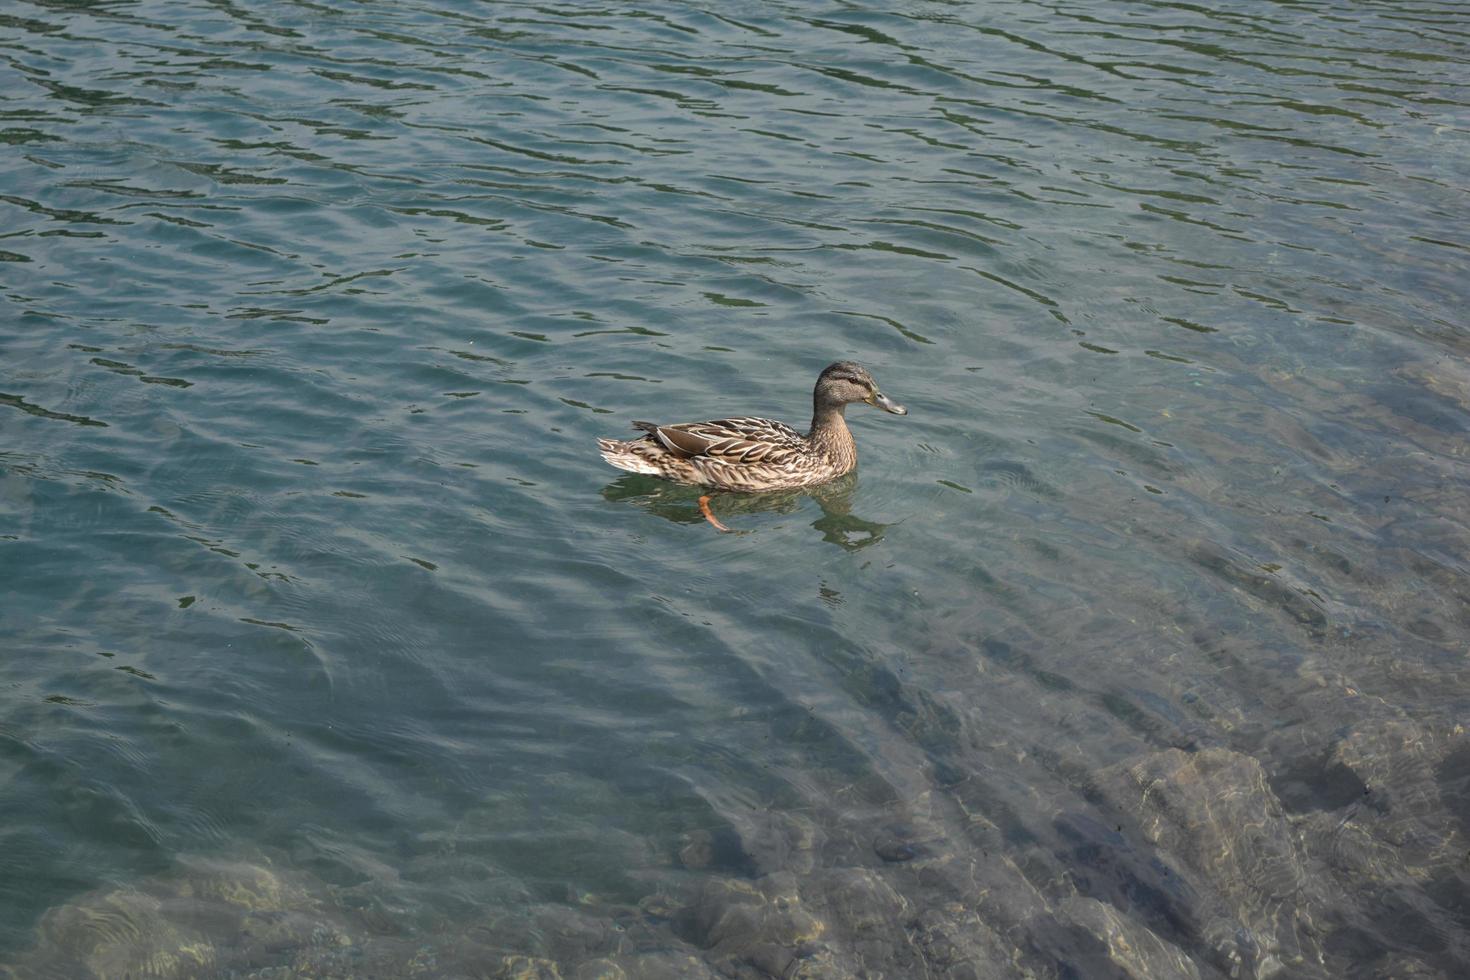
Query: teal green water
3,0,1469,976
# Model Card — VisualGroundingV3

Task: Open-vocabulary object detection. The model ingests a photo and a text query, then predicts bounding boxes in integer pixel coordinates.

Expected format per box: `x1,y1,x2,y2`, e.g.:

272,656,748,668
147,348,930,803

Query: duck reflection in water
600,472,890,551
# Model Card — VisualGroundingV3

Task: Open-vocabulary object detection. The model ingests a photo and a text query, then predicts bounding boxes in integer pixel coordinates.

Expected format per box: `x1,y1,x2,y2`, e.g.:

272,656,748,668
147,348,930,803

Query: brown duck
597,361,907,530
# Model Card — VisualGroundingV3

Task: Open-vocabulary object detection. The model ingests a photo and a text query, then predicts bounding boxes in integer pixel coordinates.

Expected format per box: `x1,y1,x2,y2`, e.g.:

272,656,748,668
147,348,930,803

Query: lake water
2,0,1468,977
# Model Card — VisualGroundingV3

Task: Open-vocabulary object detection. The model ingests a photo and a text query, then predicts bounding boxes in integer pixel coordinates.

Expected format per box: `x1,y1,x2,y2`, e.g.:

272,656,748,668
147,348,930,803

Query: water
2,0,1468,975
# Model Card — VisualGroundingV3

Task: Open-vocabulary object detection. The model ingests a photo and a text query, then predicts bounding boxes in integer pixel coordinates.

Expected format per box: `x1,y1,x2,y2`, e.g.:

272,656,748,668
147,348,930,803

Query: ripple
0,392,108,427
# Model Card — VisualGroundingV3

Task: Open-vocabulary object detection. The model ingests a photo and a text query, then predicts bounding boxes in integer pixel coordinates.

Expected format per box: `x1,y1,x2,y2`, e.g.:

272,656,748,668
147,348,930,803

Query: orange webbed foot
698,495,733,533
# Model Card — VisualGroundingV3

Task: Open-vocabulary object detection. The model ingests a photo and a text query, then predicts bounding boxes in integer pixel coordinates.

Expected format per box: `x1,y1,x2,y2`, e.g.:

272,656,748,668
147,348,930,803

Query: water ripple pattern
2,0,1469,977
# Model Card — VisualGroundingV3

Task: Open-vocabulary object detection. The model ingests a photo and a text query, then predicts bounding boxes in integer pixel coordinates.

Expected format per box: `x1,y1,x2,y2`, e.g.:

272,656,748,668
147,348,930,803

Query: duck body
597,362,907,493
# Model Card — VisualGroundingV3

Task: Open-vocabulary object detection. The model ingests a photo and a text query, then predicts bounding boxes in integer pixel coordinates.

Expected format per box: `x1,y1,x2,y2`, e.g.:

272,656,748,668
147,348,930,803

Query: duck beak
869,391,908,415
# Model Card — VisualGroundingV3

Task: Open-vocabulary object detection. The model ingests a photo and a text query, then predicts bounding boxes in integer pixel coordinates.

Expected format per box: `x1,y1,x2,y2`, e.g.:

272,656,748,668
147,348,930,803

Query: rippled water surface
3,0,1469,976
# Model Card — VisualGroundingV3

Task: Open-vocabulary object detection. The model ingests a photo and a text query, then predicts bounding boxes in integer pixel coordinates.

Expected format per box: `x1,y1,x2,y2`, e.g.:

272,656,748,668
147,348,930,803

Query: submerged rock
4,859,350,980
690,873,824,970
10,722,1467,980
571,953,719,980
31,886,217,980
905,903,1025,980
1105,747,1328,976
493,954,563,979
1060,896,1202,980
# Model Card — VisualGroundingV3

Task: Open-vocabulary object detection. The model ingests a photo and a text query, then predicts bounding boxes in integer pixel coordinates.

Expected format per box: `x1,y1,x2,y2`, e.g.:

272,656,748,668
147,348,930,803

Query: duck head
815,361,908,415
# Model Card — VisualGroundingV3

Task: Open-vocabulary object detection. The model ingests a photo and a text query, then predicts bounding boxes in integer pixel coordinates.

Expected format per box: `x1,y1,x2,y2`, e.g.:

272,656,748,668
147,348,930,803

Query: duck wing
646,416,807,465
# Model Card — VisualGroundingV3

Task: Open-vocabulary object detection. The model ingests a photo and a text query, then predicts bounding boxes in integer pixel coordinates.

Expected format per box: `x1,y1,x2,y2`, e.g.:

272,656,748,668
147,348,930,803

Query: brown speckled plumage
597,362,907,492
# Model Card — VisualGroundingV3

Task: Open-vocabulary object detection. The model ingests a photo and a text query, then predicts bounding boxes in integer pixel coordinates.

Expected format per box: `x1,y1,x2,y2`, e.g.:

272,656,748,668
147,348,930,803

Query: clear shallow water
2,0,1468,976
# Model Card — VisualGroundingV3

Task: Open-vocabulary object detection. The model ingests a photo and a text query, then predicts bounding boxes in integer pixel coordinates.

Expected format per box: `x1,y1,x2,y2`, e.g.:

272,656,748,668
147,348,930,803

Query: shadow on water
601,472,891,550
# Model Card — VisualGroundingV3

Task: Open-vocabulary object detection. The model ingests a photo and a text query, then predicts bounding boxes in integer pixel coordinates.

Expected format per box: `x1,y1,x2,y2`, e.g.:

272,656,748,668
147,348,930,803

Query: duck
597,361,907,530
